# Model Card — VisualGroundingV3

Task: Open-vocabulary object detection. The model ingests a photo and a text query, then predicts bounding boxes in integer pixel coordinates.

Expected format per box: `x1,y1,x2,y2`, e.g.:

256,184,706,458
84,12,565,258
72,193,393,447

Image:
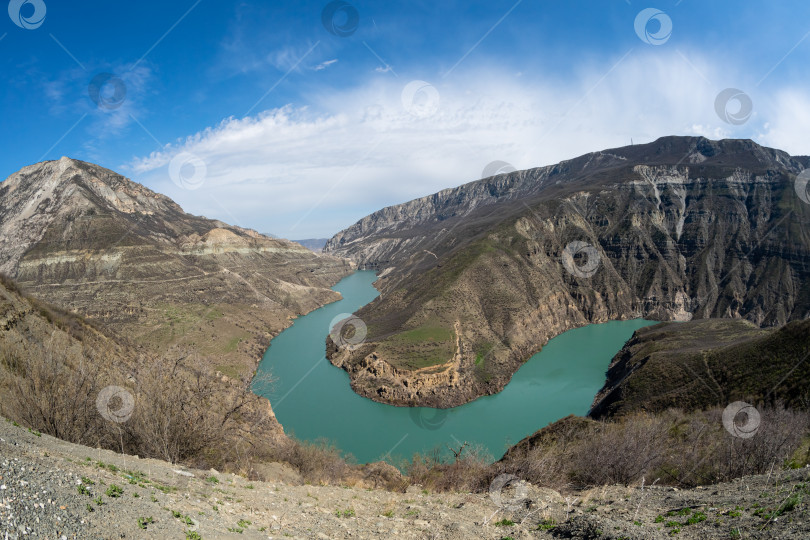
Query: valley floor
0,418,808,539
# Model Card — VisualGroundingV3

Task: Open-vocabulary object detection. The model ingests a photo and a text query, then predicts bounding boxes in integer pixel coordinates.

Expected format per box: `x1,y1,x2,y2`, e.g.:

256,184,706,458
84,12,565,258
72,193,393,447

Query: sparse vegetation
0,266,808,538
408,405,809,492
105,484,124,498
335,508,355,518
537,518,556,530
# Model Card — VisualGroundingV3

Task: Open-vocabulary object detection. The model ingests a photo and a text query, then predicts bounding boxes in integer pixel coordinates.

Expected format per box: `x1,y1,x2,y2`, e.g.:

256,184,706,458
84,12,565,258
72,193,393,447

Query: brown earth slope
324,136,810,407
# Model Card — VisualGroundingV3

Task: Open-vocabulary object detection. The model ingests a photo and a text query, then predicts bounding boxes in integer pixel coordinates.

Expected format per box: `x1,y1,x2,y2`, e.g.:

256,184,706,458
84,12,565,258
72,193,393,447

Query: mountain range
324,136,810,407
0,138,808,530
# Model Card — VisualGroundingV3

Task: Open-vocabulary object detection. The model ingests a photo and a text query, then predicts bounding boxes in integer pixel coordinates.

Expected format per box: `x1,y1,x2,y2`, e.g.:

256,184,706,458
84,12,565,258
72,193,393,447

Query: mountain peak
9,157,178,216
0,159,191,276
600,135,796,171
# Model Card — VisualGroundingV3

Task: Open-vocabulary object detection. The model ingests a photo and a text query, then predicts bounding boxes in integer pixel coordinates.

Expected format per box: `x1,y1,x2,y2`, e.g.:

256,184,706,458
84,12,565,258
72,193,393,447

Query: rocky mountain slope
3,415,809,539
0,157,354,380
324,136,810,407
590,318,810,419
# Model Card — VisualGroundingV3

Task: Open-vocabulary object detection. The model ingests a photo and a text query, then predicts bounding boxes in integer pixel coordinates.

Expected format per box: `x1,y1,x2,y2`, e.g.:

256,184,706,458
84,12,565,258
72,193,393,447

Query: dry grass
415,406,810,494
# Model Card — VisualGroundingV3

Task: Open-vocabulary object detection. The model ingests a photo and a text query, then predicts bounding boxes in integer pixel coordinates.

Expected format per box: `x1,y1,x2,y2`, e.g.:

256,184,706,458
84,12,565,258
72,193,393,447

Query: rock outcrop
324,137,810,407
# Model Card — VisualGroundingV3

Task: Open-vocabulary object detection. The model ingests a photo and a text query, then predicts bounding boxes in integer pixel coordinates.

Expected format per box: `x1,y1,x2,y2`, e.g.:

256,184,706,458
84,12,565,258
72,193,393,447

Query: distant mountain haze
291,239,330,252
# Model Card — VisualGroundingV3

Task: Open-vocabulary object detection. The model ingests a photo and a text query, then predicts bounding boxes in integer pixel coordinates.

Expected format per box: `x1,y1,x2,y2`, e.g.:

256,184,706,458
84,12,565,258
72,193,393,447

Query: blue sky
2,1,810,238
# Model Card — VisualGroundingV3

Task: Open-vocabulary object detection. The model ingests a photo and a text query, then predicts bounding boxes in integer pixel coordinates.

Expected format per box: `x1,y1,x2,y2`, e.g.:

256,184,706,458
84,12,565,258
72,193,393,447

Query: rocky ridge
324,137,810,407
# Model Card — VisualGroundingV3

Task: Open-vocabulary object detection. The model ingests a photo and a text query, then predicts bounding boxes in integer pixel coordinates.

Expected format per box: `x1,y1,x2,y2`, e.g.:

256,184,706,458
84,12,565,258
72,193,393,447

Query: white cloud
756,89,810,156
314,59,338,71
127,50,805,239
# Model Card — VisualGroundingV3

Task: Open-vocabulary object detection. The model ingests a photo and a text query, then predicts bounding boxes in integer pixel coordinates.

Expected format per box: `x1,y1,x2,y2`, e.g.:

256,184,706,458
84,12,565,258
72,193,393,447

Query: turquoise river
254,270,657,464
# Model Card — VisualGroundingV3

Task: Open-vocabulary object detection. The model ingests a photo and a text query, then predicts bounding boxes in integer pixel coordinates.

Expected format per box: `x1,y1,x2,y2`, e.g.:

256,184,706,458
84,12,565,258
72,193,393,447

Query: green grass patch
474,342,494,365
379,324,456,370
222,336,243,354
105,484,124,498
391,325,454,344
205,306,224,321
685,511,707,525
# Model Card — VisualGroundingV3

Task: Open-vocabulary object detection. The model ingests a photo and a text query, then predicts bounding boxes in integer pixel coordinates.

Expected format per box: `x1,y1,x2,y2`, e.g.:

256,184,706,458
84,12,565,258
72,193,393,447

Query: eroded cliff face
324,137,810,408
0,157,354,381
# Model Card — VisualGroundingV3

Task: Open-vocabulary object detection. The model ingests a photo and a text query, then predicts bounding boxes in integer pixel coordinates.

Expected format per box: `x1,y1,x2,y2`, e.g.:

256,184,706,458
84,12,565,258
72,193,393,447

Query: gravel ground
1,417,809,539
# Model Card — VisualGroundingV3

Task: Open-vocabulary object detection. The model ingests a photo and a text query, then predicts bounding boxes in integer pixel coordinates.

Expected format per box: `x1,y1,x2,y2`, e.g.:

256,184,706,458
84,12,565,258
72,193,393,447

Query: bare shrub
407,443,492,493
565,413,671,487
490,443,569,491
123,352,271,465
271,437,353,485
668,404,810,487
0,332,111,447
725,404,810,477
0,335,274,468
415,405,810,494
125,354,222,463
509,406,810,491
